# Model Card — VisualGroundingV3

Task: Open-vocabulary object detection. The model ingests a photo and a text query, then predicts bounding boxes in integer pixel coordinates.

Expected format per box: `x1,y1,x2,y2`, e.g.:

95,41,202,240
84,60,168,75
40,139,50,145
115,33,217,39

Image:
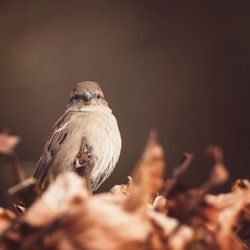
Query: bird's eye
74,94,81,100
82,91,93,101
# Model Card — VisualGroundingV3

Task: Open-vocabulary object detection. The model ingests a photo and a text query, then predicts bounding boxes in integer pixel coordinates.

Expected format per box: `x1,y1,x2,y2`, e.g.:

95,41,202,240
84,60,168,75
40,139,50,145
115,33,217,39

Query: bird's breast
59,110,121,190
80,111,121,189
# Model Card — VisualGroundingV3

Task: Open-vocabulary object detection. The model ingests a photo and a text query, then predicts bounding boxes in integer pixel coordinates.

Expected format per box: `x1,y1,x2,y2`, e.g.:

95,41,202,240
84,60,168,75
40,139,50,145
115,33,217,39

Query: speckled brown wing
33,112,73,185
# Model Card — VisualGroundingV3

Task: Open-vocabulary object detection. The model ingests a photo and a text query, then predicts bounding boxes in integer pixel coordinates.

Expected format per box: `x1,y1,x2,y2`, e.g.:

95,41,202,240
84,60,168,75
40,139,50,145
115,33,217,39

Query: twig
162,153,194,197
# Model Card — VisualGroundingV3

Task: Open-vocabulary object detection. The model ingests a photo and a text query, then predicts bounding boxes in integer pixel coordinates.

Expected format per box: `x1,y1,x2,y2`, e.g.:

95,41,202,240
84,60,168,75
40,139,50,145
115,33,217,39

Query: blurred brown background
0,1,250,207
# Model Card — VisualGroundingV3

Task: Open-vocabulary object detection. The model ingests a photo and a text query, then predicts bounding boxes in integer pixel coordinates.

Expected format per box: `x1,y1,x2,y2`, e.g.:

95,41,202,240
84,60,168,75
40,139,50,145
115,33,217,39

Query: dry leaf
0,208,15,233
124,131,165,212
0,132,249,250
24,172,90,227
152,195,168,214
168,225,194,250
110,176,133,198
0,133,20,155
205,180,250,250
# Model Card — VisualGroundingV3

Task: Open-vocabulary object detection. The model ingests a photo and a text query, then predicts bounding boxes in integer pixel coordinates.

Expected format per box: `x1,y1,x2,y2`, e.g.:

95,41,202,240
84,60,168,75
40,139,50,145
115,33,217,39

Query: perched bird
33,81,122,192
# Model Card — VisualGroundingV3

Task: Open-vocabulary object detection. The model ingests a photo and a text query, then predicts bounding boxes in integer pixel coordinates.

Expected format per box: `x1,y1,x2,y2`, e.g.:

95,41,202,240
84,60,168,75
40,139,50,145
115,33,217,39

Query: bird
33,81,122,192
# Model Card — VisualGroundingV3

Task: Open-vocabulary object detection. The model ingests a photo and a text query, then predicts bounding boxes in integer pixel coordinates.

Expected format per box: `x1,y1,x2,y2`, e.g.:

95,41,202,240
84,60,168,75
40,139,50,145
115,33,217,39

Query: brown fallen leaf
0,133,20,155
205,180,250,250
23,172,90,227
202,145,229,190
0,208,15,233
109,176,133,198
152,195,168,214
124,131,165,212
168,225,194,250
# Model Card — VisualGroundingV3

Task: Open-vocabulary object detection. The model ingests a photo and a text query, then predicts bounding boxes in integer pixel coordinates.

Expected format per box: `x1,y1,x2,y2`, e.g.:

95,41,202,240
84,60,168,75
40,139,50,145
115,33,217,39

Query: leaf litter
0,131,249,250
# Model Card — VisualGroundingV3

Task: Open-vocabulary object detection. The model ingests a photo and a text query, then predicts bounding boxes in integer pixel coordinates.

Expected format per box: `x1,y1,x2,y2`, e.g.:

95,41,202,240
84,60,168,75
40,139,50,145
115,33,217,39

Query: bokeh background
0,1,249,207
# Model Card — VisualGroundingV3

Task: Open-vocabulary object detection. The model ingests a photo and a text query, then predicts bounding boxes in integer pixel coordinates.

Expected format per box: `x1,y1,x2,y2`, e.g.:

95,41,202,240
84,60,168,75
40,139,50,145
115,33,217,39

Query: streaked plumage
33,81,121,191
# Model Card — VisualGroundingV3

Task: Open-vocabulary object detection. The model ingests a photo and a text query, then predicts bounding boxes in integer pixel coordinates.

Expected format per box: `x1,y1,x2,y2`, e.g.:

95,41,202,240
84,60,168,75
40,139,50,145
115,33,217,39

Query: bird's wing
33,111,73,185
73,136,97,171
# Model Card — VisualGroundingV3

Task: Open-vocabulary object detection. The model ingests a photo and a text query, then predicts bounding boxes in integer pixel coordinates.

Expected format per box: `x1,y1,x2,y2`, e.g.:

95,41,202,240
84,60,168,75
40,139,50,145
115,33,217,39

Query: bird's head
69,81,108,108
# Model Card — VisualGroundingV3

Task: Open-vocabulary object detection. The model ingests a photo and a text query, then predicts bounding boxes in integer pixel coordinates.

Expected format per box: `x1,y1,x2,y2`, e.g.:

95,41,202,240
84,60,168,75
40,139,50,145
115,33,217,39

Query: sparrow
33,81,122,192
